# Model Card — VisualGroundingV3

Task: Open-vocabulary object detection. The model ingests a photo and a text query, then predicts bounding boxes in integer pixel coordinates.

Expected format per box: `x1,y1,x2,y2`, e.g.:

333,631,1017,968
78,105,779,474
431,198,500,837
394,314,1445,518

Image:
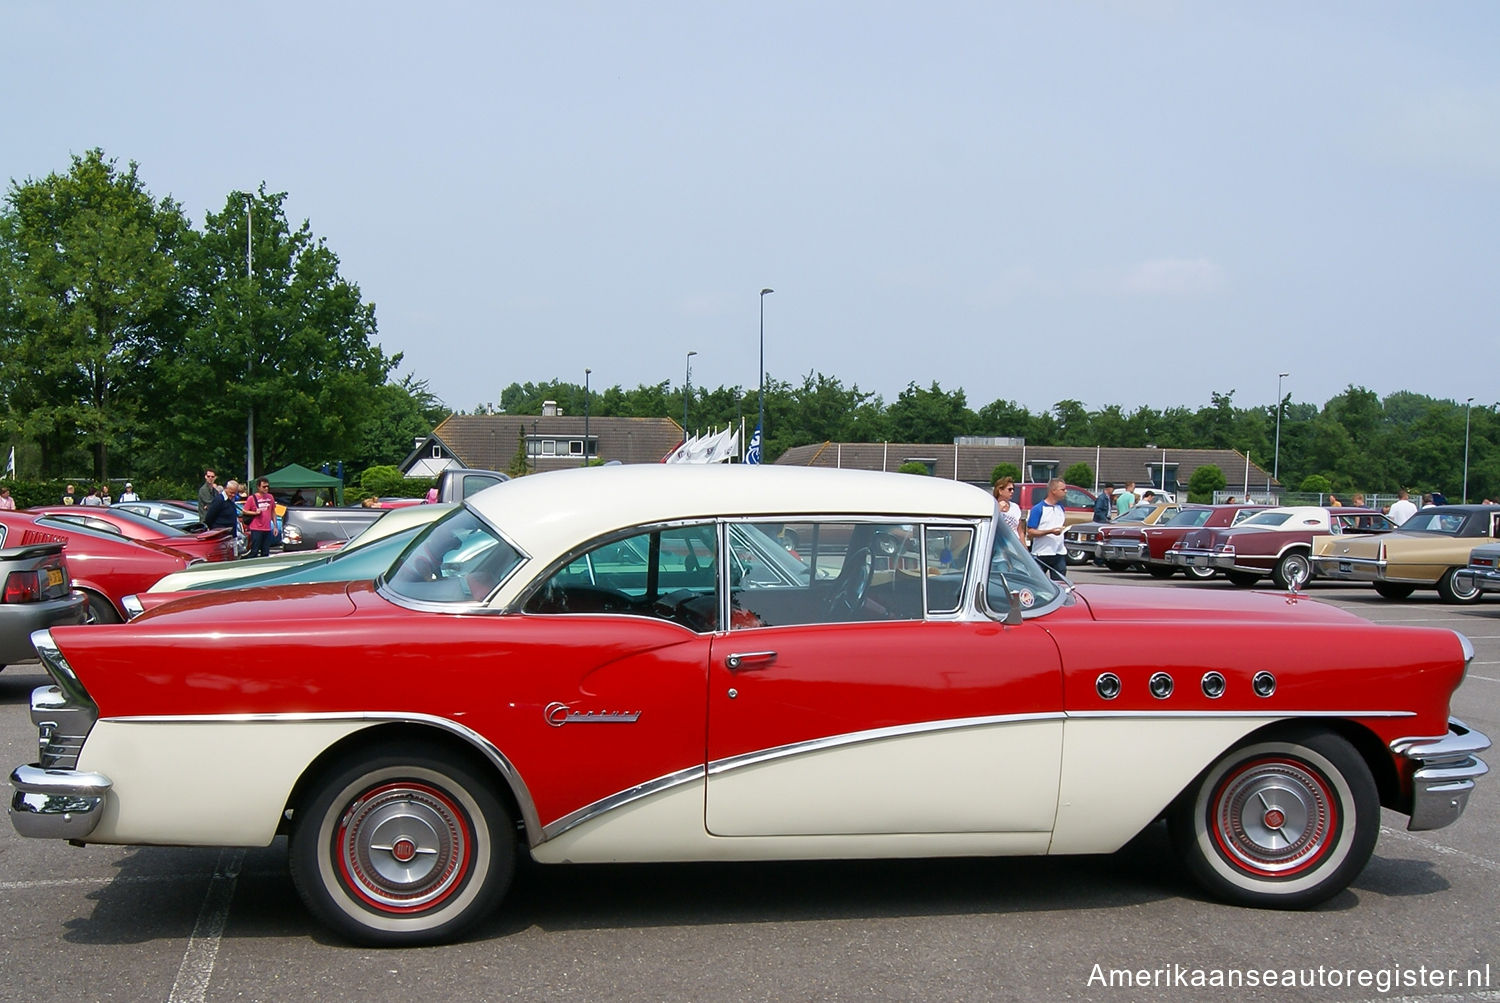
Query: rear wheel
289,743,515,946
1146,566,1175,579
1226,571,1261,587
1169,728,1378,908
1372,582,1416,600
1273,551,1311,590
1066,547,1088,565
1184,564,1216,581
1103,560,1130,572
81,591,121,624
1437,567,1482,605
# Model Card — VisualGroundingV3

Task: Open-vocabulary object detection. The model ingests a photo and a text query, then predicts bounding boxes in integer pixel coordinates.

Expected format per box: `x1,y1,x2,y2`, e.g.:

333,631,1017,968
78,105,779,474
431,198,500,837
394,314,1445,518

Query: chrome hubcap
1214,758,1333,876
339,783,468,911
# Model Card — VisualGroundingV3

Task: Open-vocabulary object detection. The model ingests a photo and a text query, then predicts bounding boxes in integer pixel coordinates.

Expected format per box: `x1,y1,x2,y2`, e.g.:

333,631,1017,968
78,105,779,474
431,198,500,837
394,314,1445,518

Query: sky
8,2,1499,419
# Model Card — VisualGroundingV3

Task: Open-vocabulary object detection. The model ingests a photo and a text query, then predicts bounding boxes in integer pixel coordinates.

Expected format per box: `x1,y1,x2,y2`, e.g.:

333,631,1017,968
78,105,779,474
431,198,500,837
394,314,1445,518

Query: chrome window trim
375,504,530,615
114,710,545,845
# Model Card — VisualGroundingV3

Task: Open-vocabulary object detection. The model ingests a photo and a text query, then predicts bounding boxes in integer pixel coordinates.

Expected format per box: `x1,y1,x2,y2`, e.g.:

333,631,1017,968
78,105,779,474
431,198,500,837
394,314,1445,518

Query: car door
705,519,1064,838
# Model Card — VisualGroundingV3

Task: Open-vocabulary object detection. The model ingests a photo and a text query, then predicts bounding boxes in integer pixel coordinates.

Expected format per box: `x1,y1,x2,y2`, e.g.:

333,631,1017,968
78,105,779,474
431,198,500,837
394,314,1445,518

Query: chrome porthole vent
1201,672,1227,699
1096,673,1122,700
1149,672,1174,699
1252,671,1277,698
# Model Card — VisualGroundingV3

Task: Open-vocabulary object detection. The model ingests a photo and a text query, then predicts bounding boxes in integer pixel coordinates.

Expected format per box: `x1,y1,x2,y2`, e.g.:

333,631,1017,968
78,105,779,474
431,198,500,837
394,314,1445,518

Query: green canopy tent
261,462,344,506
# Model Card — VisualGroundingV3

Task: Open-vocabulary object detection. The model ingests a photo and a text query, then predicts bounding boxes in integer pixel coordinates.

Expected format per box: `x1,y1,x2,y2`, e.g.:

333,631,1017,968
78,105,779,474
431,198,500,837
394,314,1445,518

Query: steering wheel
827,548,873,616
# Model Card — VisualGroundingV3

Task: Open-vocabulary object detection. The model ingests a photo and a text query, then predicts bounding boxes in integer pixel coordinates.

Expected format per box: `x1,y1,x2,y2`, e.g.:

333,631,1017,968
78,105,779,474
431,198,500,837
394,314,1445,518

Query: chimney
542,400,559,416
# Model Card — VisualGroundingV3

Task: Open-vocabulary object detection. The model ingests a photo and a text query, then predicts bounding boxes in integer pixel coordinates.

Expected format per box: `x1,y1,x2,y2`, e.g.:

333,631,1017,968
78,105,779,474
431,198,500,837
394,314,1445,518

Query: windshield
985,510,1061,615
1240,511,1295,527
1166,508,1213,527
1397,509,1472,536
1120,504,1154,522
383,508,524,604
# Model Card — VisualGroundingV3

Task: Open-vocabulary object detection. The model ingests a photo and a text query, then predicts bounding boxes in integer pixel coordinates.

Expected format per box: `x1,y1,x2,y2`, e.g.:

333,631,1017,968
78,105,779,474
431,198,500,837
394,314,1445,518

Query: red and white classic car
8,466,1489,945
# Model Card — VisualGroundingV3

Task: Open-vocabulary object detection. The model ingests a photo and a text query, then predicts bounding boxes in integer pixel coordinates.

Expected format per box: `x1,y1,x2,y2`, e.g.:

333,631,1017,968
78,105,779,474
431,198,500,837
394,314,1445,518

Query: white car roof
468,465,994,570
1255,506,1330,528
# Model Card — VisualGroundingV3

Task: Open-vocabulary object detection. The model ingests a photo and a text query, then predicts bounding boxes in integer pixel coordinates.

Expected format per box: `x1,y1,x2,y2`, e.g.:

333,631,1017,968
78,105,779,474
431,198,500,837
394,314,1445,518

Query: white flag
3,446,13,478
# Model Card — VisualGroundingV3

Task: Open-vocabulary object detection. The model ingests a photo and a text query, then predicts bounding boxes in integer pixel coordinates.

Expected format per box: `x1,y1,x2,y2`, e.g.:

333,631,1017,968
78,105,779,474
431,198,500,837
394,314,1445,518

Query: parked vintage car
0,530,87,670
1312,505,1500,604
279,505,386,552
8,467,1488,946
1063,502,1178,565
27,506,235,563
111,499,206,532
1454,541,1500,597
1166,506,1394,589
1099,504,1269,579
0,511,192,623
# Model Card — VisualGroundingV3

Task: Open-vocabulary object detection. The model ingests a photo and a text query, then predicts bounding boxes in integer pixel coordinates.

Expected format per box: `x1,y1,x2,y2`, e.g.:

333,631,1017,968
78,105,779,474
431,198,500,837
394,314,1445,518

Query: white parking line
1470,675,1500,683
167,848,244,1003
1380,826,1500,874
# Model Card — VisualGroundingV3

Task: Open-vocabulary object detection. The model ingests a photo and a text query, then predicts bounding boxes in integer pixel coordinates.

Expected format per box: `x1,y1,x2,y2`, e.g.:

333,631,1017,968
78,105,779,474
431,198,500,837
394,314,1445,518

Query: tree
1063,462,1094,487
1299,474,1332,495
1187,464,1227,503
0,149,192,479
897,461,929,475
158,187,397,479
990,463,1022,484
888,381,973,443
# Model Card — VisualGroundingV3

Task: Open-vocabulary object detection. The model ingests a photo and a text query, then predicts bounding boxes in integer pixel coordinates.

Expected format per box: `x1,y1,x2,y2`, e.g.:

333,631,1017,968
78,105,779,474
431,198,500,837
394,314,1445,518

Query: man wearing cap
119,482,140,503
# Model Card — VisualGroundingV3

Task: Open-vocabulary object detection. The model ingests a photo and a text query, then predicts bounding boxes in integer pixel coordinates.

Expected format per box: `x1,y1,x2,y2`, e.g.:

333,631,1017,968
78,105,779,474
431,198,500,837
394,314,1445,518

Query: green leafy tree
897,461,929,475
158,188,397,479
1299,474,1333,495
0,149,192,479
990,462,1021,484
1187,464,1227,503
1063,462,1093,487
888,381,973,443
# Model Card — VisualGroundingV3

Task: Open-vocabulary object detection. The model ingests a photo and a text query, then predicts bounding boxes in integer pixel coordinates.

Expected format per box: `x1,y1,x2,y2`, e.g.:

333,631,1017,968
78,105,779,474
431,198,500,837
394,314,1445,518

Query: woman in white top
992,477,1025,540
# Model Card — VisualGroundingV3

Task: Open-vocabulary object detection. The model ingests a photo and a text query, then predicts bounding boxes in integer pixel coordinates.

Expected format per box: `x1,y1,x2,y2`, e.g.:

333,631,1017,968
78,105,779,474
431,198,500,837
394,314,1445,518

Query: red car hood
1069,583,1364,625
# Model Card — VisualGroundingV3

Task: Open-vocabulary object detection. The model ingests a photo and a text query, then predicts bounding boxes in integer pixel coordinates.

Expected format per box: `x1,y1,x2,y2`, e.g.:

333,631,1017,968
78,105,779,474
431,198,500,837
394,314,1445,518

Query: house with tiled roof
401,405,684,476
773,440,1278,496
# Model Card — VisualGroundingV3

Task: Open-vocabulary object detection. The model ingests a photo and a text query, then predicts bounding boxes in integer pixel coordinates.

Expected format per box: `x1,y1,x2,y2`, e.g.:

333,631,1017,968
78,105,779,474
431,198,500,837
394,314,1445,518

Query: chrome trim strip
1065,709,1415,719
540,764,706,842
707,712,1065,776
108,710,545,845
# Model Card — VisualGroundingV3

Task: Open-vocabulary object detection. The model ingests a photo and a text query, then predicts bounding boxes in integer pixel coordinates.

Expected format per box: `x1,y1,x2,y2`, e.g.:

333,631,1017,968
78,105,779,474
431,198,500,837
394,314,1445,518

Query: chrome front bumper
9,764,111,840
1392,718,1491,831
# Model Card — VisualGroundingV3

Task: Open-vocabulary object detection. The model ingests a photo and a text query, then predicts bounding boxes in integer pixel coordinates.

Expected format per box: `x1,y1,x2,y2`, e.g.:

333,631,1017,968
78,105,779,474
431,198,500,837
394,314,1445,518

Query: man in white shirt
1026,478,1070,580
1387,488,1417,525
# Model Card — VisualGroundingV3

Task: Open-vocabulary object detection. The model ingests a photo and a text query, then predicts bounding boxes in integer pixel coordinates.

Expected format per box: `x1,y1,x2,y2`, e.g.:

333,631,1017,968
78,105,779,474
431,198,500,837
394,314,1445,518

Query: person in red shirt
244,478,279,558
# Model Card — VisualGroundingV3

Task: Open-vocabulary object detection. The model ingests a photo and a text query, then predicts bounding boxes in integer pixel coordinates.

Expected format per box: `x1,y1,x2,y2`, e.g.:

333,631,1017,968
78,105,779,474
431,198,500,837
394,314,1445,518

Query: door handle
725,650,777,672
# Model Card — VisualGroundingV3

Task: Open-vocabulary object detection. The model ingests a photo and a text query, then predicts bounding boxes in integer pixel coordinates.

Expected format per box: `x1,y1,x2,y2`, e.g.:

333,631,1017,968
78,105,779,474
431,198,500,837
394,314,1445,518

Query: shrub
990,463,1021,485
897,462,930,476
1299,474,1333,495
1063,462,1093,488
1187,464,1227,503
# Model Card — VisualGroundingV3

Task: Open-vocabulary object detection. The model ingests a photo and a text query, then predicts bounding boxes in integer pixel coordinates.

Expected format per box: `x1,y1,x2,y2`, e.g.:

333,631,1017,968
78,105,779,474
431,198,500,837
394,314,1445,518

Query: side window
525,523,719,632
731,521,927,629
1064,489,1093,509
923,526,973,614
459,474,503,500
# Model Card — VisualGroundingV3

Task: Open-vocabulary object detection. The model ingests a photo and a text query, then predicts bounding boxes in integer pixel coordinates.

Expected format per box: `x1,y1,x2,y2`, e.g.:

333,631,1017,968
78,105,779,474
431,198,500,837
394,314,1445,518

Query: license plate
45,567,64,588
1338,561,1351,574
1185,556,1200,566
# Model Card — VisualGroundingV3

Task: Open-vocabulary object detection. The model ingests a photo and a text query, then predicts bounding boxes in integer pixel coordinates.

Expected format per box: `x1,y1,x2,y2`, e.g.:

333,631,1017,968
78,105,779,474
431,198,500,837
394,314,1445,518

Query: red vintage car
1165,505,1394,589
9,467,1488,946
27,506,235,563
0,511,193,622
1098,504,1268,578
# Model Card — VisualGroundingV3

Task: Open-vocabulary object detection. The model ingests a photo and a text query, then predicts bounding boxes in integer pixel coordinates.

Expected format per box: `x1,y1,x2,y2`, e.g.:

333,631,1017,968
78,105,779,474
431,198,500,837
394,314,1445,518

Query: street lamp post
684,350,697,434
243,193,255,483
757,289,773,449
583,369,592,467
1273,372,1289,495
1464,396,1475,503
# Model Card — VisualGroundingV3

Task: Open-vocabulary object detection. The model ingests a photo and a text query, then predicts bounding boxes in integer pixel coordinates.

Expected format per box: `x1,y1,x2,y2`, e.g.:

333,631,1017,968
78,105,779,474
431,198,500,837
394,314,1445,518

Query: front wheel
1437,567,1482,605
290,743,515,946
1169,728,1378,909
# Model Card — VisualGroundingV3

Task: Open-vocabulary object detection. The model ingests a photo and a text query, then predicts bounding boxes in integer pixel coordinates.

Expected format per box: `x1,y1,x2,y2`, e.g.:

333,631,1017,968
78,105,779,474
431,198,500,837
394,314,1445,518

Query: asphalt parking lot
1,567,1497,1002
